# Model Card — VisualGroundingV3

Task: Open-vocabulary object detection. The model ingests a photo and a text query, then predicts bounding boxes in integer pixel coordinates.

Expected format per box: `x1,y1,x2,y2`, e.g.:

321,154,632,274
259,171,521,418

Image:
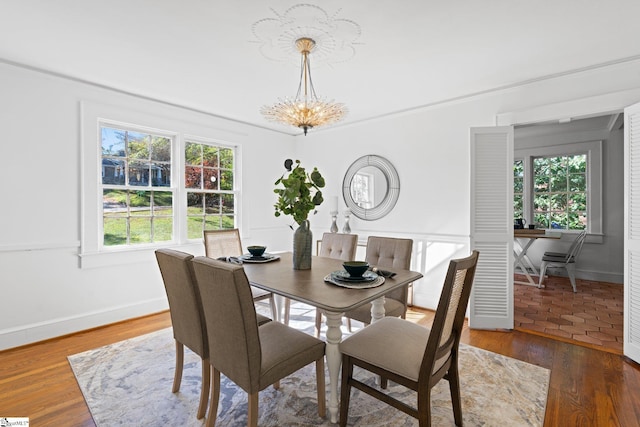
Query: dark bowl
343,261,369,277
247,245,267,257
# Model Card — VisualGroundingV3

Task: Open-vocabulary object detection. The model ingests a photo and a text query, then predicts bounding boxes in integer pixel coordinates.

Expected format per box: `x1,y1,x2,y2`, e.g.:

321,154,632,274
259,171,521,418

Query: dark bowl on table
247,245,267,257
343,261,369,278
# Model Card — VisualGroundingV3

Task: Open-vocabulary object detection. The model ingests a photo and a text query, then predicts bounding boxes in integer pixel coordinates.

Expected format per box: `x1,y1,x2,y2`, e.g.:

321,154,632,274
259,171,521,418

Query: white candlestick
330,196,338,213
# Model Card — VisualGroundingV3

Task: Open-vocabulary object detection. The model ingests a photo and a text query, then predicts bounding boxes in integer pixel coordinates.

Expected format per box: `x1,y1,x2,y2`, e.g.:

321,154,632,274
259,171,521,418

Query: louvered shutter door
624,102,640,363
469,127,514,329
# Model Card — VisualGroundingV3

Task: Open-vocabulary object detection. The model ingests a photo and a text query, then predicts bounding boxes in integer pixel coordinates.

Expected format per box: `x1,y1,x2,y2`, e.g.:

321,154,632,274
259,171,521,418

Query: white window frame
80,101,242,268
515,140,602,236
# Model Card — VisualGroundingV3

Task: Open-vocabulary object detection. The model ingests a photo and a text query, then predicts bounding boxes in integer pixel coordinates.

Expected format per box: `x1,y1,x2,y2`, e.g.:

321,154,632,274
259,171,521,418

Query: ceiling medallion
251,3,362,67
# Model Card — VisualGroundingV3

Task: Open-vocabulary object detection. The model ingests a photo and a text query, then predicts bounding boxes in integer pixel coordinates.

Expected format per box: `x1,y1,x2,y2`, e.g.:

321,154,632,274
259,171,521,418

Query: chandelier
261,37,347,135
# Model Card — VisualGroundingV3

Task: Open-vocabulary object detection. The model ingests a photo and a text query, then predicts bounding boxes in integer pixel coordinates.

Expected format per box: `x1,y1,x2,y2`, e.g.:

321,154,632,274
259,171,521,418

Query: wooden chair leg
346,318,353,333
316,357,326,417
197,358,211,419
273,380,280,390
205,368,220,427
417,387,431,427
447,365,463,426
172,340,184,393
339,356,354,427
315,310,323,338
248,392,259,427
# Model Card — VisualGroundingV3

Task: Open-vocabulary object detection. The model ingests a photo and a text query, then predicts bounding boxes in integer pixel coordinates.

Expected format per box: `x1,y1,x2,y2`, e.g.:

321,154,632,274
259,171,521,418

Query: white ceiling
2,0,640,135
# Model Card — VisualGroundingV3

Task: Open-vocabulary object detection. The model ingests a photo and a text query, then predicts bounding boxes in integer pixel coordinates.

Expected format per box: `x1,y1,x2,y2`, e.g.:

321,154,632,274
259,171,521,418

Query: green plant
274,159,325,225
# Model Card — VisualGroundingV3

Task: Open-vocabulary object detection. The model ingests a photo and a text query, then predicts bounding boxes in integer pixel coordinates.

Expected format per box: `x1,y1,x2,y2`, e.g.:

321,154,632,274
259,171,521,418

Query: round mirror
342,155,400,220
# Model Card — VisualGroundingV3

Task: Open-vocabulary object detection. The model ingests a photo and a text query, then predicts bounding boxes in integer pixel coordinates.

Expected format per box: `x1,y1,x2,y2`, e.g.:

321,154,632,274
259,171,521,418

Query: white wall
297,59,640,309
2,57,640,349
0,61,295,350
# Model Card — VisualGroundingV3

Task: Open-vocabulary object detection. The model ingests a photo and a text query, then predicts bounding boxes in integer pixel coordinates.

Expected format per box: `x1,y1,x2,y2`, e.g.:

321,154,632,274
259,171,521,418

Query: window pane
129,190,150,215
203,145,218,167
102,159,126,185
204,168,219,190
151,137,171,161
222,194,235,214
550,175,567,192
151,162,171,186
205,216,222,230
130,216,152,243
185,142,202,166
514,195,523,219
154,191,173,211
534,193,549,212
534,213,549,229
188,192,204,214
550,194,567,211
220,148,233,169
550,212,567,229
205,194,221,214
102,128,126,156
154,217,173,241
220,170,233,190
104,217,128,246
185,166,202,189
129,161,150,186
187,216,204,239
222,215,235,229
103,189,128,213
570,174,586,191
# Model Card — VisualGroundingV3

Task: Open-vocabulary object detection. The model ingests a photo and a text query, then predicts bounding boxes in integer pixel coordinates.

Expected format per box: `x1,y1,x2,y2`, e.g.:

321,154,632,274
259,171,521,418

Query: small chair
299,233,358,336
339,251,480,427
538,230,587,292
155,249,272,420
344,236,413,328
191,256,326,427
203,229,277,320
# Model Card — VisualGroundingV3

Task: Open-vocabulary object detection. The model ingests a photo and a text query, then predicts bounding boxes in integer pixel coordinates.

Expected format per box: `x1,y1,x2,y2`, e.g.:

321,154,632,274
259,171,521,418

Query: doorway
512,114,624,353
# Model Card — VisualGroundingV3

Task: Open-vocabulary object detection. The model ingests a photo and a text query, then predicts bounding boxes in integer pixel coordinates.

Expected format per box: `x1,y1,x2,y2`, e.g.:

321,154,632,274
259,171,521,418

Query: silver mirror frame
342,155,400,220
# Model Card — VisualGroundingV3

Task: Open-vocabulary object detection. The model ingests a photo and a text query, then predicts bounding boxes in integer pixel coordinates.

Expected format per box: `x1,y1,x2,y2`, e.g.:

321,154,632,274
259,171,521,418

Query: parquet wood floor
514,274,623,354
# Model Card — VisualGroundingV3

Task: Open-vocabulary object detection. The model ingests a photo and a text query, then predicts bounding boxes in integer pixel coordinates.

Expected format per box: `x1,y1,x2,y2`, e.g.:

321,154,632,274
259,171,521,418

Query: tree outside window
185,142,235,238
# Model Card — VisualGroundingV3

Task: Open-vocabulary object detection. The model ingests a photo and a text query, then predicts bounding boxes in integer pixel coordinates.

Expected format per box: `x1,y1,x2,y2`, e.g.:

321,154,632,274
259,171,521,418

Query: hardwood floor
1,308,640,426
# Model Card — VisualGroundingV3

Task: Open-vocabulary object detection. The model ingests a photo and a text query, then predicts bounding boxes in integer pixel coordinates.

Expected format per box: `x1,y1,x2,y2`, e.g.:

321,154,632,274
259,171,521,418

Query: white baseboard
544,267,623,285
0,298,169,351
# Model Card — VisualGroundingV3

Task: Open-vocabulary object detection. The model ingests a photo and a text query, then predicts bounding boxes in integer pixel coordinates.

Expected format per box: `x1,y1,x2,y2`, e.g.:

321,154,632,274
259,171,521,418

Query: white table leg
370,296,386,323
323,311,343,423
273,294,285,323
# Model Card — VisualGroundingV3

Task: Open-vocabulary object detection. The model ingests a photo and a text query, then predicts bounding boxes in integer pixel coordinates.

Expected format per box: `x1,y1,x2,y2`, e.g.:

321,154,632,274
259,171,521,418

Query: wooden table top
242,252,423,313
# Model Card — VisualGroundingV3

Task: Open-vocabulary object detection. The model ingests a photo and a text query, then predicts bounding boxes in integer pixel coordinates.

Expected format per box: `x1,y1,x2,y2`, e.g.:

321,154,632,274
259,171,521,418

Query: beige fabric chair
191,256,326,427
155,249,271,420
301,233,358,336
538,230,587,292
345,236,413,327
339,251,480,427
203,229,277,320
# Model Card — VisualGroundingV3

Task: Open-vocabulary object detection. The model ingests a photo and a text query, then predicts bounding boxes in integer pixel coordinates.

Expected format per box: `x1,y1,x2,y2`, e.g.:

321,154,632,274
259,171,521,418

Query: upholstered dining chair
344,236,413,329
155,249,273,420
155,249,210,420
338,251,480,427
203,229,278,320
294,232,358,337
538,230,587,292
191,256,326,427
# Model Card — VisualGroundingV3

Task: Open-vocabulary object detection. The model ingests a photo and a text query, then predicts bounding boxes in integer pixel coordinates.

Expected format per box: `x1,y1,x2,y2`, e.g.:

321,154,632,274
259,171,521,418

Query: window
514,141,601,233
81,101,242,268
532,154,586,230
101,126,173,246
185,142,236,239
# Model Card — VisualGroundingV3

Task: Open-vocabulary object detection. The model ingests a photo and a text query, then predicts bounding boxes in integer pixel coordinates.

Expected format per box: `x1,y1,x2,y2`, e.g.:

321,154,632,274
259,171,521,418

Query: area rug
69,313,549,426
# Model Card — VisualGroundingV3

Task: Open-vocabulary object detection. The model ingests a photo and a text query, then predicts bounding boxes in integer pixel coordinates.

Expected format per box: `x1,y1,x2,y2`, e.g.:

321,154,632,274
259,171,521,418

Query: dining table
242,251,424,423
514,230,561,286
